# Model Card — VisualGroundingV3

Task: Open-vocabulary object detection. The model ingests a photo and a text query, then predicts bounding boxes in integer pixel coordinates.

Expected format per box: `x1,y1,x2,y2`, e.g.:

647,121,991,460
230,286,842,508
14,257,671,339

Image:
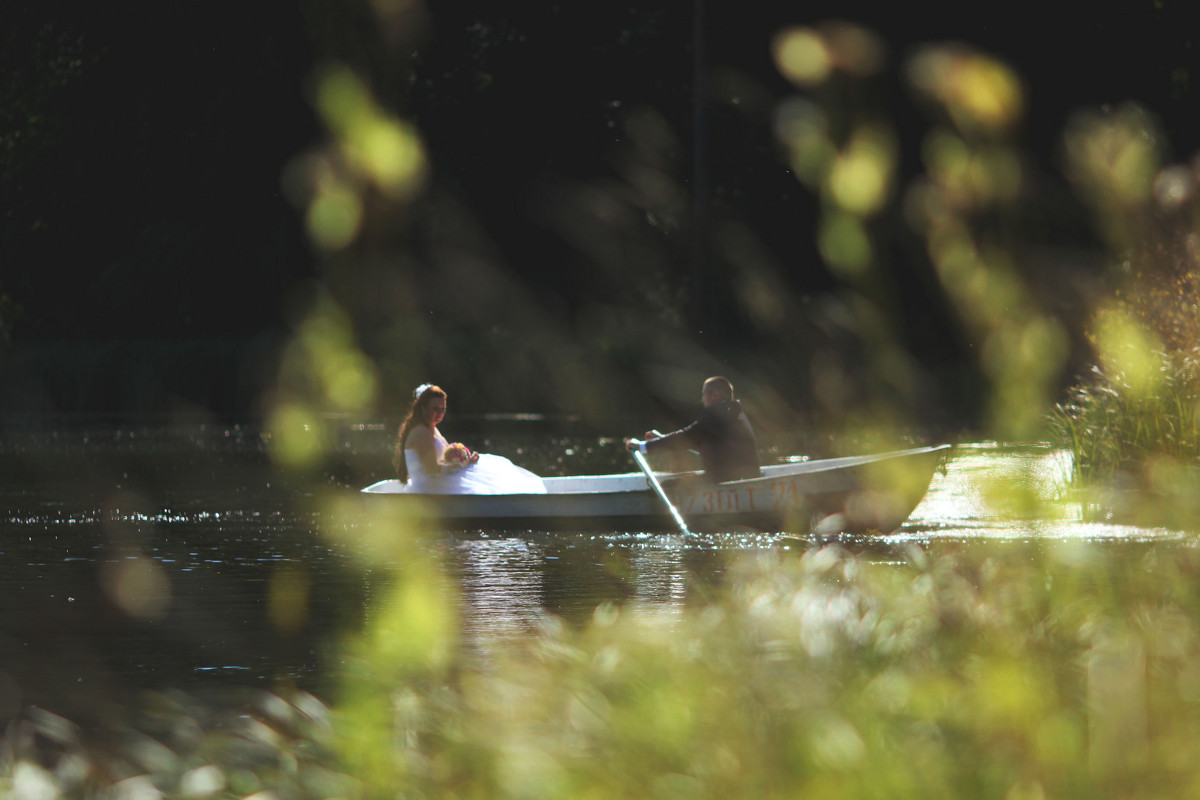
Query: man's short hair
704,376,734,399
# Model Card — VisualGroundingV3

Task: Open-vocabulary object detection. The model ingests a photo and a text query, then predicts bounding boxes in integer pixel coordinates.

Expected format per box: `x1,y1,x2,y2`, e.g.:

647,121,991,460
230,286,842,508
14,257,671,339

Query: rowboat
361,444,951,534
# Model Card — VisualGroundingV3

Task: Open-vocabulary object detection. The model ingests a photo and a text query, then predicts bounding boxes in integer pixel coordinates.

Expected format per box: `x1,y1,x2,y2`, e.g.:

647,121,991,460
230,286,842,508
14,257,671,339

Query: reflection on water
447,531,782,655
1,425,1189,725
902,442,1186,543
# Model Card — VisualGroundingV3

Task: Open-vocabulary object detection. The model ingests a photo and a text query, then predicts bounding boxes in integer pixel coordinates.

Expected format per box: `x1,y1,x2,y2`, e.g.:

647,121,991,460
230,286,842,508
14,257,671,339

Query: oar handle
632,447,692,536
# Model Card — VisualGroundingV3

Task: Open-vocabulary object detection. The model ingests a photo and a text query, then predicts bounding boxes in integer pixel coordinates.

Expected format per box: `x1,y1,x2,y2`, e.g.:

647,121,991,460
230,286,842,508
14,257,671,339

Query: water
0,424,1187,725
902,441,1188,543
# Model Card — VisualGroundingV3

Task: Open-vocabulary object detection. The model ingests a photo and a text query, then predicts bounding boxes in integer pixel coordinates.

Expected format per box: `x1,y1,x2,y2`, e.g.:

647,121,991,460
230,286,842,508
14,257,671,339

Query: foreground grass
8,539,1200,798
336,539,1200,799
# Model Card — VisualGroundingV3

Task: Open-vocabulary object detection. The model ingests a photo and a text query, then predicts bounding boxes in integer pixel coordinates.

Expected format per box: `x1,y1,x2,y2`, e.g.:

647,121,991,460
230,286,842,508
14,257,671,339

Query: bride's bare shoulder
406,423,435,448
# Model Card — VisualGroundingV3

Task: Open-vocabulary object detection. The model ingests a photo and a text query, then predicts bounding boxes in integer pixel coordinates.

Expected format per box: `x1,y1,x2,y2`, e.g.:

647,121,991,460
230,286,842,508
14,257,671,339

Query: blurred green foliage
1,689,351,798
10,1,1200,795
274,23,1074,466
16,541,1200,798
770,24,1067,446
323,539,1200,799
1048,104,1200,518
262,16,1200,800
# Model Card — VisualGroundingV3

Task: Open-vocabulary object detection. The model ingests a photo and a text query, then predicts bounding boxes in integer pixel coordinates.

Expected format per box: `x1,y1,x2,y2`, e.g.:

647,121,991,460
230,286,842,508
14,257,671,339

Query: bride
393,384,546,494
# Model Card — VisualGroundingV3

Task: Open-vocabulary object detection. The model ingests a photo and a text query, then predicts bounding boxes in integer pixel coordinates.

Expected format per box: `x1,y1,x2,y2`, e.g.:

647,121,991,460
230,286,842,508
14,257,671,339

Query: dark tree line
2,0,316,341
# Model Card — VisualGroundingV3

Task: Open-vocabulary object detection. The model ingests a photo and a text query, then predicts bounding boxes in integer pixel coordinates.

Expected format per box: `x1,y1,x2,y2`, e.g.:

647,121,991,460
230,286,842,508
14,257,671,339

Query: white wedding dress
404,438,546,494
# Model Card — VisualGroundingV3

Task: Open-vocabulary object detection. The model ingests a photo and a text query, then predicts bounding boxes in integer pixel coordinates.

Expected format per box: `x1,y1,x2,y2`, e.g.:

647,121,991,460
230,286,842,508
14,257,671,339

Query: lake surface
0,422,1188,726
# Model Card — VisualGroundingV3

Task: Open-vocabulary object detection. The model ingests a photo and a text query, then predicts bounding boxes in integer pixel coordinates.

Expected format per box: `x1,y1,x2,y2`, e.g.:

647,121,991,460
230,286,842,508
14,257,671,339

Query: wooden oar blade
632,448,691,535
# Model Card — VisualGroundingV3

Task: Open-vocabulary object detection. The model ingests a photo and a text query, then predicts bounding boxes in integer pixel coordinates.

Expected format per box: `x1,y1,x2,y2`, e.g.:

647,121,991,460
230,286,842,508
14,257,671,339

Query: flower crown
413,383,434,400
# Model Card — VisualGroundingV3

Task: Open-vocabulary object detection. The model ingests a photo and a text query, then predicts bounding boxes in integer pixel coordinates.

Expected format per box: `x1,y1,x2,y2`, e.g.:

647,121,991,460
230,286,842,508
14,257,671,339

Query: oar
631,445,692,535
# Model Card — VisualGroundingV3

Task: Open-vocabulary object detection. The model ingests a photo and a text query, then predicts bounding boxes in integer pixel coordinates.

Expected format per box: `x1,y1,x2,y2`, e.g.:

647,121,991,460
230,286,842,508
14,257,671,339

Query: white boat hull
361,444,951,533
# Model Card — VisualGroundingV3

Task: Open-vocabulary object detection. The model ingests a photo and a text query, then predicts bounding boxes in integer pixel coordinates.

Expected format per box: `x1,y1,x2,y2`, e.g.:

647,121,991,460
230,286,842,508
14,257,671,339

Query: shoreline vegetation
1038,98,1200,527
1047,349,1200,528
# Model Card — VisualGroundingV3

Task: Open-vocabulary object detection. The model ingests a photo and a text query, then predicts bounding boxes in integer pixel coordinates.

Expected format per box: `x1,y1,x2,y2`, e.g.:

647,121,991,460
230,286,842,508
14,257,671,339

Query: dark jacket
645,399,761,483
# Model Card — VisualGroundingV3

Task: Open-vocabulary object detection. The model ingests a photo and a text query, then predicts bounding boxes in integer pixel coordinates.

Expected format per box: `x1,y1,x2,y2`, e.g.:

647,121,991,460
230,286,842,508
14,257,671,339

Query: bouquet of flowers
443,442,474,469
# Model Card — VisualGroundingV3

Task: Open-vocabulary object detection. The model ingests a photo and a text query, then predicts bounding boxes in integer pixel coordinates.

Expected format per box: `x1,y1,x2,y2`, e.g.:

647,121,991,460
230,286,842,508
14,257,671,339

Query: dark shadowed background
2,0,1195,432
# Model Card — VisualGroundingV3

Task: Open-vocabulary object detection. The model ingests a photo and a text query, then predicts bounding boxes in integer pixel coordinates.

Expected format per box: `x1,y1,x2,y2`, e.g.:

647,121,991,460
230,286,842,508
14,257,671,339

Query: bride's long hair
394,384,447,482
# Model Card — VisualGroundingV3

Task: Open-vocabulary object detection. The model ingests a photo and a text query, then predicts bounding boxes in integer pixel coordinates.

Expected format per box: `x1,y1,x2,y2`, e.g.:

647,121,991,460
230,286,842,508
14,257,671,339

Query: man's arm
644,417,707,452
